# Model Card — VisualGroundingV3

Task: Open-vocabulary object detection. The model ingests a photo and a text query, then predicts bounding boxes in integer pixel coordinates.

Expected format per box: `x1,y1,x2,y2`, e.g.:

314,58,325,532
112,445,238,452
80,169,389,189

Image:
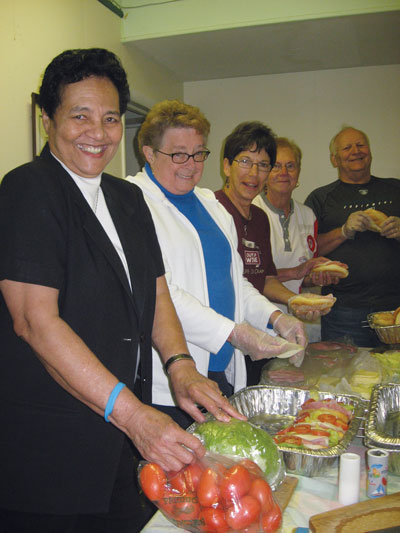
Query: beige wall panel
184,65,400,201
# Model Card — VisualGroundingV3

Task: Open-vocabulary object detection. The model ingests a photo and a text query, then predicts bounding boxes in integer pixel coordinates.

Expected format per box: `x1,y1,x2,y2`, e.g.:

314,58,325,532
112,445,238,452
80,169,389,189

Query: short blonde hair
138,99,210,155
276,137,302,168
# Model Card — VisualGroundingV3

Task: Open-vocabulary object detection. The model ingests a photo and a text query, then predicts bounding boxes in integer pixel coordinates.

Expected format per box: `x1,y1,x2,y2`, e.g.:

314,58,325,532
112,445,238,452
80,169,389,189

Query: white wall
184,64,400,202
0,0,182,180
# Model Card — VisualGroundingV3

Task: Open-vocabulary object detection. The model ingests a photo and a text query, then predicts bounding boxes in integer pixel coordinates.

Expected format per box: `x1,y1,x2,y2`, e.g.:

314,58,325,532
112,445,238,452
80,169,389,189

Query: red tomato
183,461,204,493
168,470,187,494
225,495,261,530
220,465,252,506
242,525,260,533
248,478,273,513
238,458,264,479
335,419,349,431
260,501,282,532
197,467,221,508
292,424,311,434
172,492,200,522
199,507,229,532
317,413,336,425
158,487,177,517
274,435,303,446
139,463,166,501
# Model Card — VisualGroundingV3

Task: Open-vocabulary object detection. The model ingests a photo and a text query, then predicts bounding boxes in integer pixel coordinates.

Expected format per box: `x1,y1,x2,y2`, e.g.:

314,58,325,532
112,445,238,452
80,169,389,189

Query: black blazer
0,145,164,513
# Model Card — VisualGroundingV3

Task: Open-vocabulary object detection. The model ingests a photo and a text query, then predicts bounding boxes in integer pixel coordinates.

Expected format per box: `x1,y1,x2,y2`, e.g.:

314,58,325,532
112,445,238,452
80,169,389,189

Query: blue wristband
104,382,126,422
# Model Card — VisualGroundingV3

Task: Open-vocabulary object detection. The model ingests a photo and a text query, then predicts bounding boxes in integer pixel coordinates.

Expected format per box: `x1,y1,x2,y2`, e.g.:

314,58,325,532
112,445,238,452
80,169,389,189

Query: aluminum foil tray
364,383,400,475
228,385,365,477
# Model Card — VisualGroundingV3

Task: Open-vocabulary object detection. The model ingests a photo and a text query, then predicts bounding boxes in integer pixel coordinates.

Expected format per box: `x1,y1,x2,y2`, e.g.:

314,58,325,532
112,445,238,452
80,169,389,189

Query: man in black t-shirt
305,127,400,346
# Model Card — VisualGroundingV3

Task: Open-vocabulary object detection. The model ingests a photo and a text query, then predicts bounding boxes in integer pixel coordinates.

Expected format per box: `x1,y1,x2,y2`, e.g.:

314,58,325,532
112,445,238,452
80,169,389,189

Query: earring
225,177,230,189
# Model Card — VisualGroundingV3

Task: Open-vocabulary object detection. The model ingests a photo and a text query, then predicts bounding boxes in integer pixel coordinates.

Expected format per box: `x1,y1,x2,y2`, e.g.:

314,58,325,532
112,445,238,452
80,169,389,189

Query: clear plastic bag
138,451,282,532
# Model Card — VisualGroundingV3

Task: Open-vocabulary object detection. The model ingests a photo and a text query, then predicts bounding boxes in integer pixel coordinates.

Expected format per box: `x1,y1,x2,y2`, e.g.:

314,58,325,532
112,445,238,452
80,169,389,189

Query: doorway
124,101,149,177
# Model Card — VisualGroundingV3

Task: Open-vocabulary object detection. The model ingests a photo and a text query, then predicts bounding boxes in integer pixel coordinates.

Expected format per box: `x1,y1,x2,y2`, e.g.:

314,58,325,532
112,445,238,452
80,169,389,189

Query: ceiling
125,11,400,82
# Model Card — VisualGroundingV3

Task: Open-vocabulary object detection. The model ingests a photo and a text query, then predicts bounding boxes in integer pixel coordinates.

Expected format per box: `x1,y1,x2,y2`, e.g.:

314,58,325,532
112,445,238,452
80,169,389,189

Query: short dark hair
38,48,130,118
223,121,277,166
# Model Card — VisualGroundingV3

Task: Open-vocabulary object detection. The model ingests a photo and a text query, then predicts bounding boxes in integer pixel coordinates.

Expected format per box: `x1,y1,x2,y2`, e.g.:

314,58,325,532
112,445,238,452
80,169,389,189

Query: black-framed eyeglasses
272,162,297,172
155,149,210,164
233,158,272,174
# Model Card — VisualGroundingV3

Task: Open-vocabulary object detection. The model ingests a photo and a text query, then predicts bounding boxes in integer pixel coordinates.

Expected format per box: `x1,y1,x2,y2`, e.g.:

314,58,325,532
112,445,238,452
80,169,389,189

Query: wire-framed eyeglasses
155,149,210,164
233,158,272,174
272,162,298,172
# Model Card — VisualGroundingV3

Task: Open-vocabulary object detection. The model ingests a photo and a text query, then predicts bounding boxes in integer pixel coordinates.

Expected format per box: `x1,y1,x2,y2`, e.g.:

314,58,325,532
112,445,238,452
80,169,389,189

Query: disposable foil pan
364,383,400,475
190,385,365,478
228,386,365,477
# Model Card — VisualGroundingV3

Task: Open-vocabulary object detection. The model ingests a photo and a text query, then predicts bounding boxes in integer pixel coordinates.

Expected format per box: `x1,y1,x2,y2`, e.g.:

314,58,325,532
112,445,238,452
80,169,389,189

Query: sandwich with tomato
274,398,353,450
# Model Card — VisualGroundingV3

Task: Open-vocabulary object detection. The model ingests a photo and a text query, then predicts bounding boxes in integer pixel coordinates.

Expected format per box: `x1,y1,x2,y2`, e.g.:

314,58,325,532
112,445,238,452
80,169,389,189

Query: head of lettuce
193,419,283,487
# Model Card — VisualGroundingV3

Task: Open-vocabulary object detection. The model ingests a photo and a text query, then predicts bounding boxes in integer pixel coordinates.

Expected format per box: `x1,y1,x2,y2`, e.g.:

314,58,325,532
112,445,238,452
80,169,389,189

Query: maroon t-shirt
215,190,277,294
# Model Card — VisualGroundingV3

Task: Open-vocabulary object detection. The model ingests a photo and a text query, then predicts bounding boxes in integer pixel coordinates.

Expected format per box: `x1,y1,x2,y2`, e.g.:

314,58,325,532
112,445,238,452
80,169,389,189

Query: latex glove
380,216,400,240
342,211,371,239
272,313,308,367
229,322,298,361
288,292,335,321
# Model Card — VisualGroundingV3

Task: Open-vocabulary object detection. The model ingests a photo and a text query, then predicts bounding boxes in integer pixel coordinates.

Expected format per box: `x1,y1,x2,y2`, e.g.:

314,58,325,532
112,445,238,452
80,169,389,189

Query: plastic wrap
260,341,398,399
138,452,282,532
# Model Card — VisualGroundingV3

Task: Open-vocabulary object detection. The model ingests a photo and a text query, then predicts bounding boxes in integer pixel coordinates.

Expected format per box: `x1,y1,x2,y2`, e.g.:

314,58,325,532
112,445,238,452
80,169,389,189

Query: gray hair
329,126,370,156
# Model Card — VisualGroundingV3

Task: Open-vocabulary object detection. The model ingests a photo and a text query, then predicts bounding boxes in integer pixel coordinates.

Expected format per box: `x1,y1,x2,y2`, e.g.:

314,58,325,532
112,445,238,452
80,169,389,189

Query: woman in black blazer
0,48,239,533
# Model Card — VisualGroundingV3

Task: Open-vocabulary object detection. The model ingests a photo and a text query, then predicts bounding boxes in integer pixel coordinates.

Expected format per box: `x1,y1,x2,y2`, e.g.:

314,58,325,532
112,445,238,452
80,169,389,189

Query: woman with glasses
128,101,307,427
215,124,335,385
253,137,343,312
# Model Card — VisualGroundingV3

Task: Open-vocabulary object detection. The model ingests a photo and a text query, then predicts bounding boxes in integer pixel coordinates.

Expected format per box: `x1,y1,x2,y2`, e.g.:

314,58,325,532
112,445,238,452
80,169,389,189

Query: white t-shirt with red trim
252,194,318,295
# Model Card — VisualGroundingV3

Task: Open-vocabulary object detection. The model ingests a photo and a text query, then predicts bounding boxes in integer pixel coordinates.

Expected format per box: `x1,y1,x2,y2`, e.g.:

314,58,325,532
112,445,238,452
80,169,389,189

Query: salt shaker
338,452,361,505
367,448,389,498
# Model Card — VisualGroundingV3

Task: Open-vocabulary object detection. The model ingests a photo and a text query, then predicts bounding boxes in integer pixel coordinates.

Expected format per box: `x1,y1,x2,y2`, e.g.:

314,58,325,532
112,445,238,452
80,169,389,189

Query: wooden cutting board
309,491,400,532
274,475,298,510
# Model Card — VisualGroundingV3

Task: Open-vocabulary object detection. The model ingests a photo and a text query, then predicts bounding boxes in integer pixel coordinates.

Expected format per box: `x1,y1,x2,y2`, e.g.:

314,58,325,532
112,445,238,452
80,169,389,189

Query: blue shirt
146,163,235,370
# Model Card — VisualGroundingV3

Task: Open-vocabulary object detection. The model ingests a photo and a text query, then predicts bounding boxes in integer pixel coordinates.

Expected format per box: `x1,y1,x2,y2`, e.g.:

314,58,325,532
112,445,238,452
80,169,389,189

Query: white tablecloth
141,439,400,532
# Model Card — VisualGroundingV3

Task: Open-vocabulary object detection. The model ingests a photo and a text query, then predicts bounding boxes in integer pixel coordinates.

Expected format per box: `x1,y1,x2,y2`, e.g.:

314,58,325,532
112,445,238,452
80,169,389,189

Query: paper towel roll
338,452,361,505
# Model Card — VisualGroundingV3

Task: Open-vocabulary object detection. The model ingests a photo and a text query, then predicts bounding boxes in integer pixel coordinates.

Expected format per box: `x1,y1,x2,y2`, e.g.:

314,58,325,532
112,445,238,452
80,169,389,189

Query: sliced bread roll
364,208,388,232
311,261,349,278
289,293,336,311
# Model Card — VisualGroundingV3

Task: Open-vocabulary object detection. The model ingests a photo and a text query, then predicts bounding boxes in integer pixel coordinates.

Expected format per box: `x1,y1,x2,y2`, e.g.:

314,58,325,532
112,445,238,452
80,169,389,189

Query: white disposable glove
229,322,304,364
342,211,371,239
272,313,308,367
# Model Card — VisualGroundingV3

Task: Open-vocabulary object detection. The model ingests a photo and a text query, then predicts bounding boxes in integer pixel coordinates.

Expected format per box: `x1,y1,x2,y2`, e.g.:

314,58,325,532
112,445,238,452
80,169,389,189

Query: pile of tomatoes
139,456,282,532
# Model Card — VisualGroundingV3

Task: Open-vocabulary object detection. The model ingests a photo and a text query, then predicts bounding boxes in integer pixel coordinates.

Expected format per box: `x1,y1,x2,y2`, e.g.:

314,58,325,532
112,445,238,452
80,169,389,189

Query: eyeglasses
155,149,210,164
272,162,297,172
233,158,272,174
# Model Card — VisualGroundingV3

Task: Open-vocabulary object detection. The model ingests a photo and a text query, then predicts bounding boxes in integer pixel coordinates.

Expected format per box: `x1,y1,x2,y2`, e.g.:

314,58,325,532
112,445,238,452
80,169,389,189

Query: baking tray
190,385,365,478
364,382,400,475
